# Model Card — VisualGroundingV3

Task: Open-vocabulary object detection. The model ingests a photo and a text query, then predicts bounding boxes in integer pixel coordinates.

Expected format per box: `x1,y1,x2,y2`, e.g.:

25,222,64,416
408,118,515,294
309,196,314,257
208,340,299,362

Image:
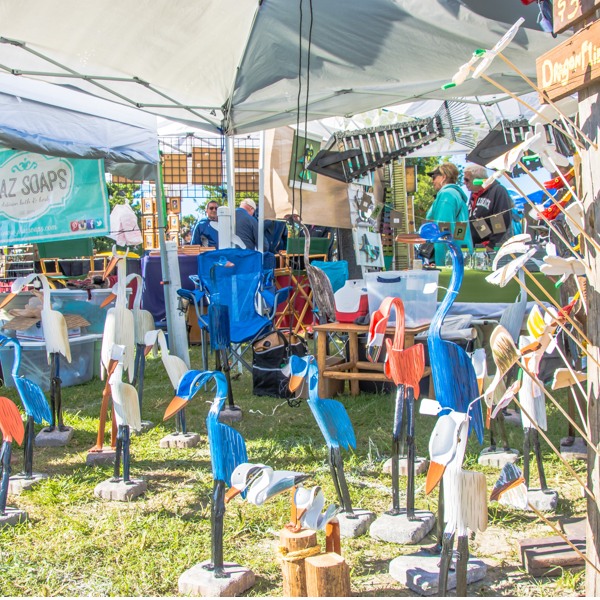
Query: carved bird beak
224,486,243,503
425,461,446,495
0,292,17,310
289,374,305,392
102,255,121,280
144,344,155,357
163,396,187,421
100,292,117,308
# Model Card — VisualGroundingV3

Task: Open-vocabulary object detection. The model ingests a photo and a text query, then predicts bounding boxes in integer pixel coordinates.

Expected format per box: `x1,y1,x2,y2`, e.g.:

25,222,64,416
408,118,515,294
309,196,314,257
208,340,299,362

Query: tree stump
279,528,319,597
305,552,351,597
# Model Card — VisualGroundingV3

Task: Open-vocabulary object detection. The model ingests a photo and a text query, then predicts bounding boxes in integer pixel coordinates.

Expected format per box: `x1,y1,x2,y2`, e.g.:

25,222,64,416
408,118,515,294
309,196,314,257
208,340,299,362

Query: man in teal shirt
425,162,473,266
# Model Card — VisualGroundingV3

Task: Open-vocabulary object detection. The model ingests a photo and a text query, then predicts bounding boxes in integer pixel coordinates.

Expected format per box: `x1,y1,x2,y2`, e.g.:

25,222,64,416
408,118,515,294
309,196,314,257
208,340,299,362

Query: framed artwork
288,130,322,192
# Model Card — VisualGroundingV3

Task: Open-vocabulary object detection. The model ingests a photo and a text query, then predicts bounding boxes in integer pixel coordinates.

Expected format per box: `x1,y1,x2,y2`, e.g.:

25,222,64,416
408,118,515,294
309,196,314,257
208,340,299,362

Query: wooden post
279,528,319,597
580,80,600,596
305,552,351,597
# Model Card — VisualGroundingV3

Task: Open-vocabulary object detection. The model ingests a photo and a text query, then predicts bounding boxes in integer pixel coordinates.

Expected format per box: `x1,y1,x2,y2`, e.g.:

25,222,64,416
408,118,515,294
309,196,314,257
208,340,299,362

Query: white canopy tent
0,1,562,135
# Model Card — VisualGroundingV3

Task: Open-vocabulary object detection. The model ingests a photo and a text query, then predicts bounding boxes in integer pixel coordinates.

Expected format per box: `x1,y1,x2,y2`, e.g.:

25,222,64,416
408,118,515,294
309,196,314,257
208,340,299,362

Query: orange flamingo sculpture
367,296,425,519
0,396,25,516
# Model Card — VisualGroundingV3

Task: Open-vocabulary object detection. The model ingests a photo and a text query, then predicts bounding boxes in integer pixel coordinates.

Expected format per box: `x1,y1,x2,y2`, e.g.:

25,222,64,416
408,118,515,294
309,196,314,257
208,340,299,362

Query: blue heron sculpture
0,396,25,516
163,370,247,578
398,223,484,564
288,354,357,517
0,335,52,478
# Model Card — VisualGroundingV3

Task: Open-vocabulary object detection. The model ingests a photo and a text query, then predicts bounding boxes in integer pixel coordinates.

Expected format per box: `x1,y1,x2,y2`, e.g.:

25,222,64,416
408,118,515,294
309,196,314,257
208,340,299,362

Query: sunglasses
207,206,218,210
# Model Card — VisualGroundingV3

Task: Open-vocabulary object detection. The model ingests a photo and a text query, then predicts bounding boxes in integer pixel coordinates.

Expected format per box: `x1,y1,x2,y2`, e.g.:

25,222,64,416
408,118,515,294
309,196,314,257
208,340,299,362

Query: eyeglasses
207,206,218,211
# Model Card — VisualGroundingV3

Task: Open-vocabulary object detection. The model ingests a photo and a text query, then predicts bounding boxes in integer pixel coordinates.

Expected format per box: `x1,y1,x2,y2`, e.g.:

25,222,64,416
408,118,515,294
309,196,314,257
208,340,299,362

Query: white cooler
365,270,439,328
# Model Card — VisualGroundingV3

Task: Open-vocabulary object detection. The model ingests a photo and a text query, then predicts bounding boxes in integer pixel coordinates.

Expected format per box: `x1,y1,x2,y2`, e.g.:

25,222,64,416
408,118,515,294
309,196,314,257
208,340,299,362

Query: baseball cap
242,198,257,210
427,168,441,178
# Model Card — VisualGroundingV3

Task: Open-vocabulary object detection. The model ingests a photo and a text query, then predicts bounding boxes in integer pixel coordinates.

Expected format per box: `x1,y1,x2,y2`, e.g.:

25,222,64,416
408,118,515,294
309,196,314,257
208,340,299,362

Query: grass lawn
0,345,587,597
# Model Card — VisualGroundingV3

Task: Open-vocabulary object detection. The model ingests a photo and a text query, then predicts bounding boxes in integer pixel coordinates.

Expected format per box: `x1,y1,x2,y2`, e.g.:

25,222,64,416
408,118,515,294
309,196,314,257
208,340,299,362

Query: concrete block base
86,448,116,467
137,420,154,433
8,472,48,495
338,509,376,538
389,551,487,596
383,456,428,476
478,447,520,468
159,432,201,449
218,406,243,423
94,478,147,501
35,426,74,447
526,488,559,512
178,560,255,597
370,510,435,544
0,507,28,527
502,409,521,425
560,437,587,461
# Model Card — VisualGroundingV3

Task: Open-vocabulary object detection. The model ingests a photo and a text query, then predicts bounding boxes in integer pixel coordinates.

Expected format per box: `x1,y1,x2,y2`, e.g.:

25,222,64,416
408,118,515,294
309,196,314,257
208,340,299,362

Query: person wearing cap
464,163,513,250
425,162,473,267
235,198,266,251
191,200,220,247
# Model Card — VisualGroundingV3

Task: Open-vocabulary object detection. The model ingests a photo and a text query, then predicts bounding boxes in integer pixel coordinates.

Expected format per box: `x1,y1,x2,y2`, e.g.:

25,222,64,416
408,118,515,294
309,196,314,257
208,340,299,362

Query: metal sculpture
426,408,488,596
145,329,189,435
367,296,425,519
0,274,70,433
108,346,142,484
164,370,246,578
0,335,52,477
288,354,357,518
0,396,25,516
397,223,484,554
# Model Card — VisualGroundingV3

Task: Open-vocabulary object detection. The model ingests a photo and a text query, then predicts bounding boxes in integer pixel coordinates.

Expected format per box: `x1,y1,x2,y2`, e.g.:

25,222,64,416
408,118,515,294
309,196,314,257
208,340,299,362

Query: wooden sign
536,18,600,102
554,0,600,34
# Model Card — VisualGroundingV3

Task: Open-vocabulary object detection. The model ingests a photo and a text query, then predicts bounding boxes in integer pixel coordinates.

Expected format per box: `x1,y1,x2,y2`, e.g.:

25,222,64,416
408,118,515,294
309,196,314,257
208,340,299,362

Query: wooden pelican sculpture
124,273,155,416
367,296,425,520
0,273,71,432
288,354,358,518
0,396,25,517
0,335,51,478
425,407,488,596
164,370,246,578
108,345,142,484
100,247,135,383
398,223,484,553
226,463,309,506
145,329,190,435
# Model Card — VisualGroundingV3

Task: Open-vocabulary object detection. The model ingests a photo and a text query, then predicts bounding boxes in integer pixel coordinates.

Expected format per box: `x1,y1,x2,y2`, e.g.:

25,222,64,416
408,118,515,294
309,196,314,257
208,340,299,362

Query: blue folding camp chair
178,248,290,393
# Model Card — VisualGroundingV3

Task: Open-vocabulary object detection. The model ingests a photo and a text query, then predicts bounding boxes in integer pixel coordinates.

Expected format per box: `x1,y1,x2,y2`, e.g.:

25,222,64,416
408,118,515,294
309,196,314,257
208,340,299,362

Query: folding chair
275,235,331,335
178,248,289,377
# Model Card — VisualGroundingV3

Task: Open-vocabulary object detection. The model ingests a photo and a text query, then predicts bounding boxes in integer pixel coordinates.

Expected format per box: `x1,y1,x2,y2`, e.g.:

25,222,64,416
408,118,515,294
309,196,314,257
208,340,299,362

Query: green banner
0,149,109,245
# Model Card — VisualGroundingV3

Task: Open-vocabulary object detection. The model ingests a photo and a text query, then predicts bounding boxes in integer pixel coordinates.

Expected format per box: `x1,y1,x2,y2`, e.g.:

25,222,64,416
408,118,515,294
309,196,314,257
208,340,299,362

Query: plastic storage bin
0,333,102,391
365,270,439,328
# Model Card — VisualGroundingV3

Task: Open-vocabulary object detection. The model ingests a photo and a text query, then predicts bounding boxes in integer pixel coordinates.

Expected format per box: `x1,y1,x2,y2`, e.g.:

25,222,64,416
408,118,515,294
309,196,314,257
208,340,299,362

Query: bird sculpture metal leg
112,427,123,482
523,427,547,490
132,343,146,415
533,429,547,491
425,481,444,555
455,534,469,597
23,415,35,478
215,350,236,410
205,479,228,578
387,384,417,520
437,530,456,596
0,440,12,515
329,446,355,517
121,425,132,484
176,410,187,436
489,410,511,452
46,353,66,432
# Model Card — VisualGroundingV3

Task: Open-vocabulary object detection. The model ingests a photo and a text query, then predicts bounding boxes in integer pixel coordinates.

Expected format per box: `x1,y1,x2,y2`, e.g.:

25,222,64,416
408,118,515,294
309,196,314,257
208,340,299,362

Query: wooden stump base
305,552,351,597
279,528,319,597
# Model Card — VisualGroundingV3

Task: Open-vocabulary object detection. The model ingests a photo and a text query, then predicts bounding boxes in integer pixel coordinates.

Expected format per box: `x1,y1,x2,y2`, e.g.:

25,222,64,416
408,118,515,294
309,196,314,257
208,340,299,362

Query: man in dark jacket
464,164,514,249
191,200,220,247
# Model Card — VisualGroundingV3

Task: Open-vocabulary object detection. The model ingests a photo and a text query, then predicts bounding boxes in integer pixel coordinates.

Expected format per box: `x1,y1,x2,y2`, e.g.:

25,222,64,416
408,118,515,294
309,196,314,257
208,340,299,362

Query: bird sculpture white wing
109,347,142,432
